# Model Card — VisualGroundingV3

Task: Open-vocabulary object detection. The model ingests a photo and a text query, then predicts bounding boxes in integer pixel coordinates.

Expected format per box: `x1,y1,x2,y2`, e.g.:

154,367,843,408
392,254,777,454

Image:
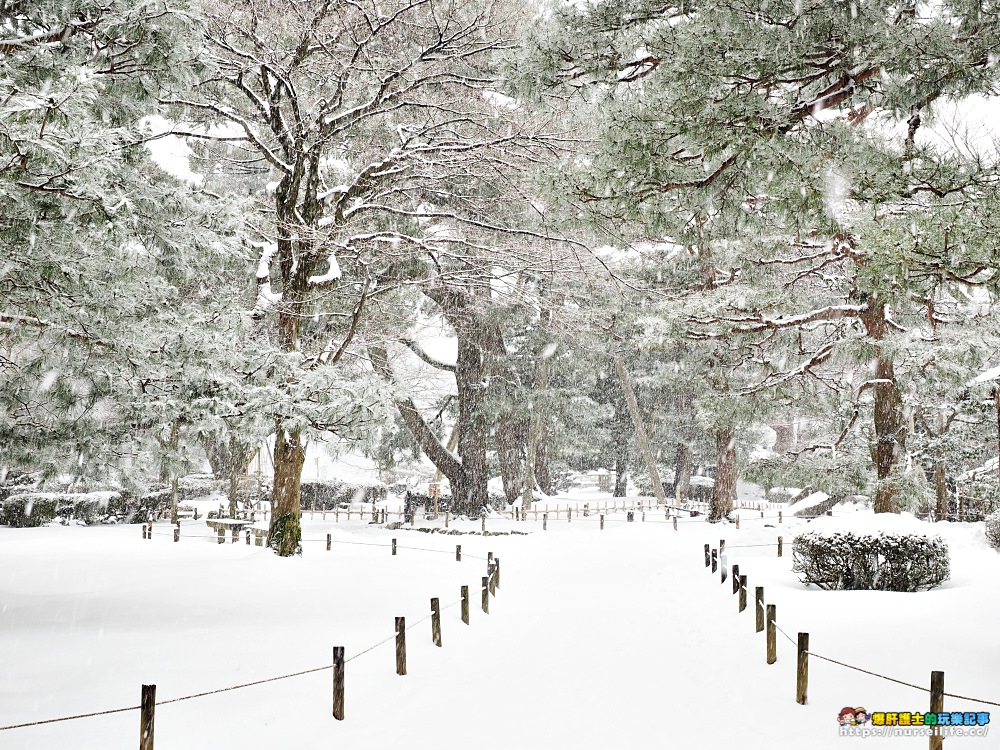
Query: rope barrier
0,704,140,732
152,530,488,560
714,546,1000,710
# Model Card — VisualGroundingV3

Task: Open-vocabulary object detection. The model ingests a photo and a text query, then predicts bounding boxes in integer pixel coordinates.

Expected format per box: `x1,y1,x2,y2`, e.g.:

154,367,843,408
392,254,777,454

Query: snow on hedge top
805,508,934,537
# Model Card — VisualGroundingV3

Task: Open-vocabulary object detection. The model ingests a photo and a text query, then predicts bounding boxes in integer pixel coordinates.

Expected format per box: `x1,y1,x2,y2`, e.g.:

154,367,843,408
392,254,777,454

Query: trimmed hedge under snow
792,531,950,592
985,511,1000,550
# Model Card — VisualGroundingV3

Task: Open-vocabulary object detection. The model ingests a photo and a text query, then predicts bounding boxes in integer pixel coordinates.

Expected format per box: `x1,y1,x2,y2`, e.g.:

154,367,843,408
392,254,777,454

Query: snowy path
2,516,996,748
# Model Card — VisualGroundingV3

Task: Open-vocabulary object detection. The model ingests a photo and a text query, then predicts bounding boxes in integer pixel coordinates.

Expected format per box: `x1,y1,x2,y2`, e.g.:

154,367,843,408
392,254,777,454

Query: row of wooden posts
143,507,789,548
135,545,500,749
288,500,787,525
705,538,949,750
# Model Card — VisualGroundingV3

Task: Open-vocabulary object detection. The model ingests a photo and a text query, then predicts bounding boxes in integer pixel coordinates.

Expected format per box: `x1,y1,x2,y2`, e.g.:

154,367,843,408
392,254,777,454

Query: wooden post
704,544,711,567
736,515,740,530
217,528,224,545
395,617,406,676
332,646,345,720
720,539,725,555
779,510,783,524
456,544,462,562
732,564,740,594
720,554,727,584
481,517,486,533
495,557,500,589
796,632,809,705
231,528,237,544
245,530,250,545
600,514,605,530
567,506,571,523
445,511,450,528
482,576,489,614
140,684,155,750
488,563,496,595
673,516,678,531
739,575,747,613
327,533,332,551
778,536,783,557
430,598,442,647
142,523,147,540
392,538,397,556
173,528,179,543
461,585,470,625
711,548,718,573
756,587,765,632
766,604,777,664
335,508,339,523
929,671,944,750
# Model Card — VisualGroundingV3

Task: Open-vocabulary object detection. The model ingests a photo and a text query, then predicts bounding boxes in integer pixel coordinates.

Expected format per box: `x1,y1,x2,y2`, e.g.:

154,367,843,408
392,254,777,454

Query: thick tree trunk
710,428,736,521
614,355,667,504
201,434,229,478
863,298,905,514
934,458,948,521
613,448,628,497
771,422,796,453
369,346,466,500
535,433,553,496
455,335,489,514
523,352,552,508
496,416,525,505
673,443,692,503
269,426,305,555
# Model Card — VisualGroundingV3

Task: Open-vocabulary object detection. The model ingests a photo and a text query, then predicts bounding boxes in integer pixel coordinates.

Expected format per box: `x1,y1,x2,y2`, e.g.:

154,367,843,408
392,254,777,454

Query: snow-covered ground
1,505,996,748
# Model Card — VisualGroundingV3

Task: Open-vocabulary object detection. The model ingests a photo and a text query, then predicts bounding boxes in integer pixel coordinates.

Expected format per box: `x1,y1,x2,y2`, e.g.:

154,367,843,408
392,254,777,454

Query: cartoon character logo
839,707,857,726
854,708,869,725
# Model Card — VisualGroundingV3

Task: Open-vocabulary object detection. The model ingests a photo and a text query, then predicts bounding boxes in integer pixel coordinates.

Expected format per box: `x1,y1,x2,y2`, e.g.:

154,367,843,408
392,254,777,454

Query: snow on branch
689,304,864,336
400,338,456,372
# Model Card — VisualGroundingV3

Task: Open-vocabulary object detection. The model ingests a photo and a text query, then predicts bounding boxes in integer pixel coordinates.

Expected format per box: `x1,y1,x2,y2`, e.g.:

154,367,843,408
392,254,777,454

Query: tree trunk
863,298,905,514
455,335,489,514
496,416,525,506
673,443,692,503
771,421,796,453
168,421,180,524
614,355,667,504
710,428,736,521
201,433,229,478
613,449,628,497
523,352,552,508
269,425,305,555
535,433,553,496
934,457,948,521
369,346,466,500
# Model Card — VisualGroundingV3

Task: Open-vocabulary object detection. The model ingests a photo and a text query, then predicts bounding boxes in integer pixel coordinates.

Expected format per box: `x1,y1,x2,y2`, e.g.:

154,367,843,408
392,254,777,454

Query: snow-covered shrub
985,511,1000,550
299,479,386,509
1,491,127,526
1,495,58,527
792,531,949,591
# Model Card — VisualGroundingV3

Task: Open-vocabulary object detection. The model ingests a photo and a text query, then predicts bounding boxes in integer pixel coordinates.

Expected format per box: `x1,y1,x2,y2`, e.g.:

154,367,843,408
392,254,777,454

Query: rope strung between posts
0,705,140,732
0,588,477,732
739,564,1000,707
153,529,488,560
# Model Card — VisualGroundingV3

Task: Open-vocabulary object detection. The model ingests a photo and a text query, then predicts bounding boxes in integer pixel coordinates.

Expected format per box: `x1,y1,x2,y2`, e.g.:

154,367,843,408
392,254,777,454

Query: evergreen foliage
792,530,950,591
